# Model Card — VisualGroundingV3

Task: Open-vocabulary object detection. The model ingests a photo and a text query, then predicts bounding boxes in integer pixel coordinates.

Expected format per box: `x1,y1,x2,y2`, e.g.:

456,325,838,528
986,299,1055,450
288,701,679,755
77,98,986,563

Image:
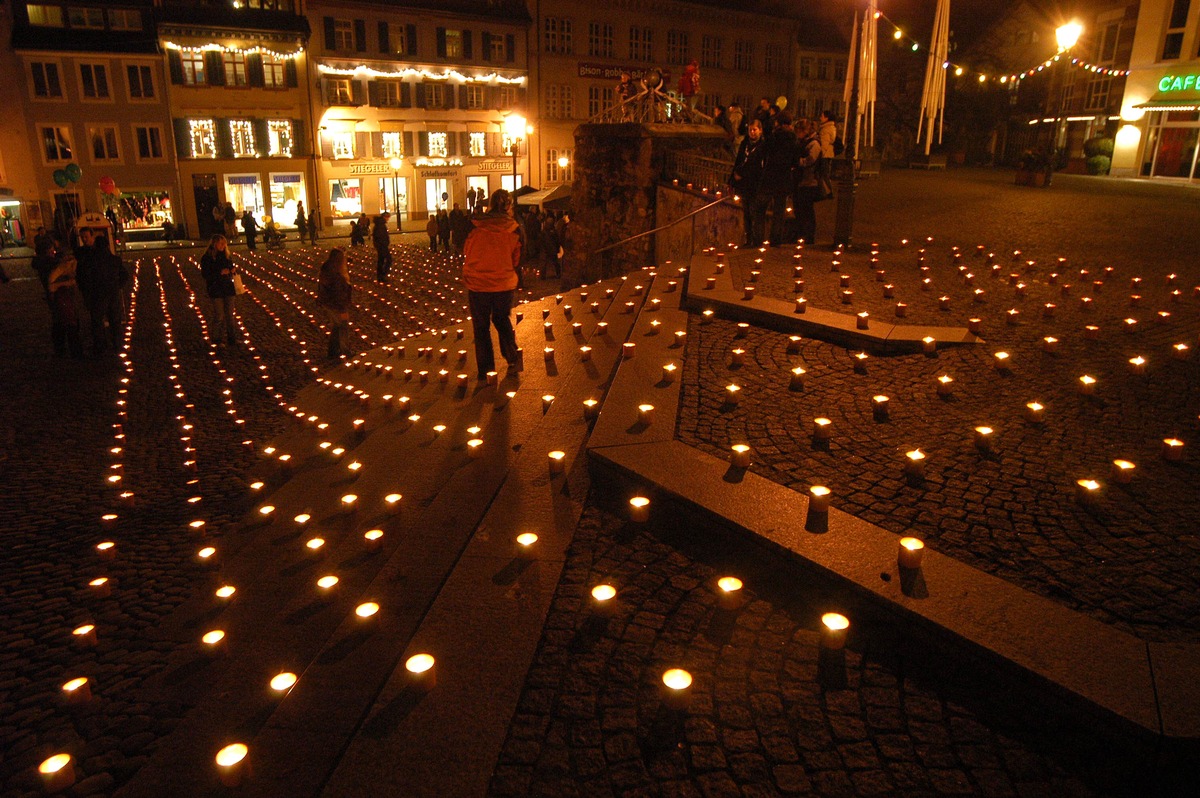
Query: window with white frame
230,120,256,157
544,17,573,55
501,132,516,154
667,30,688,65
26,4,64,26
817,59,830,80
189,119,216,158
545,148,573,183
800,58,812,79
224,53,249,87
126,65,153,99
267,120,293,156
40,125,73,162
546,84,574,118
427,131,448,157
465,85,485,109
629,26,652,62
765,44,783,74
1084,76,1111,111
701,35,721,68
488,35,506,61
498,86,517,109
588,22,613,58
333,19,354,51
734,41,752,72
469,132,486,157
80,63,110,99
381,131,403,159
588,85,613,117
1162,0,1190,60
108,9,141,30
444,29,463,58
331,132,354,159
31,62,63,98
330,78,353,104
134,125,164,160
68,7,104,29
181,50,205,85
88,125,119,161
377,81,401,106
262,54,285,88
424,83,448,107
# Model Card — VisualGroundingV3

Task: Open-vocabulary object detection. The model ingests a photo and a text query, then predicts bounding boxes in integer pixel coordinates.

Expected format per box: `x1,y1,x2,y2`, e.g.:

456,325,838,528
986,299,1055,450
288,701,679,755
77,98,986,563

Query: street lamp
1055,21,1082,52
557,155,569,183
504,114,527,190
1049,21,1083,160
388,156,402,217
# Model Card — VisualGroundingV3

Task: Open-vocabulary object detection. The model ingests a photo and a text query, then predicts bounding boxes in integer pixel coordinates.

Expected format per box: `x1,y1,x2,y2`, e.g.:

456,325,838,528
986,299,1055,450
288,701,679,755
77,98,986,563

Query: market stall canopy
515,184,571,210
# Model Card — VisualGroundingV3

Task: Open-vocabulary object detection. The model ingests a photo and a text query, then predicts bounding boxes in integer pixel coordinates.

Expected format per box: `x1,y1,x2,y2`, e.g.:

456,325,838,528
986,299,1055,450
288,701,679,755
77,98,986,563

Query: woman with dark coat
200,234,239,347
316,247,352,360
729,119,768,247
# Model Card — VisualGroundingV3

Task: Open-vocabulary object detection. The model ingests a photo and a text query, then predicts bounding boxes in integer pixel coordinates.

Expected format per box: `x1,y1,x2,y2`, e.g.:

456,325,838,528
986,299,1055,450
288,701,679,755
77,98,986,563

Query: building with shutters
8,0,178,243
306,0,530,230
158,0,312,240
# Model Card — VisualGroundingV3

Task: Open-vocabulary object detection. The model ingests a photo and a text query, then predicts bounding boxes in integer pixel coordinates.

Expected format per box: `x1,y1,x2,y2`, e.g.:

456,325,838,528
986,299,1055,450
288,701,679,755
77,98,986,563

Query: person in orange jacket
463,189,524,380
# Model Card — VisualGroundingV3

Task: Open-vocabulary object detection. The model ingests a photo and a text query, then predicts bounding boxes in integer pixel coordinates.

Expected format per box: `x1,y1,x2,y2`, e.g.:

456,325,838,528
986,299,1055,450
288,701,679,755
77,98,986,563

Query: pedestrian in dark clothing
316,247,352,360
295,201,308,244
437,209,451,252
373,212,393,281
463,189,523,380
350,214,367,247
792,119,823,246
466,187,477,213
753,98,773,137
307,208,319,246
449,204,470,255
75,228,127,355
425,214,439,251
762,112,797,246
729,119,768,247
241,210,258,251
200,234,239,347
48,253,84,358
223,202,238,241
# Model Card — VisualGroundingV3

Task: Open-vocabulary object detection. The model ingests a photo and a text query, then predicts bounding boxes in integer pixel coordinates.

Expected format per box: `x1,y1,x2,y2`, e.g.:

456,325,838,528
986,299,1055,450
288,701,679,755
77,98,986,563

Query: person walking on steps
463,189,523,381
316,247,352,360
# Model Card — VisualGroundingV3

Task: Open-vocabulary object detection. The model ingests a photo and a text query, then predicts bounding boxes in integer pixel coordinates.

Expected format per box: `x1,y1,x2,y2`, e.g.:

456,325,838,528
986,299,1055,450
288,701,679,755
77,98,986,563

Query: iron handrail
593,193,732,255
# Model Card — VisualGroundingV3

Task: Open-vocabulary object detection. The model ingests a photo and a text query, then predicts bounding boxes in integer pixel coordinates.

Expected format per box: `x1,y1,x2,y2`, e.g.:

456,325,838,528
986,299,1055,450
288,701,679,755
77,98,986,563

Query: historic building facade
305,0,529,230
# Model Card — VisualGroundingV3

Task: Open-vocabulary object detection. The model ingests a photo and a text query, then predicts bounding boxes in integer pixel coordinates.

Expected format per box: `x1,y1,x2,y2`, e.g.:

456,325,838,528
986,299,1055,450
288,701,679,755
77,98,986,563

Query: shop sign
349,162,395,176
419,169,460,178
476,160,510,172
578,63,651,80
1157,72,1200,93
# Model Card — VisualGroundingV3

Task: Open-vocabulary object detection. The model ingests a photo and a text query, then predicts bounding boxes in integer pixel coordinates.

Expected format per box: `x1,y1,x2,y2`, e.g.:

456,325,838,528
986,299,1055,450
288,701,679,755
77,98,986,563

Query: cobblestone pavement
0,240,547,797
678,170,1200,642
491,501,1190,798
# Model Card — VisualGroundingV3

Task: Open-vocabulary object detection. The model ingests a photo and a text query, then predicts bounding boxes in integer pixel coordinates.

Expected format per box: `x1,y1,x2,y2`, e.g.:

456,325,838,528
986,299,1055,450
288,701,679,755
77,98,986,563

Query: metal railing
663,151,733,193
584,193,733,281
588,88,713,126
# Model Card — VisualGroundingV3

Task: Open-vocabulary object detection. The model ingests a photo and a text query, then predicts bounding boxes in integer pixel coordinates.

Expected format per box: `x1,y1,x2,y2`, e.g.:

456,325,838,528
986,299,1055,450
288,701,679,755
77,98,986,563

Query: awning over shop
1133,98,1200,109
515,184,571,209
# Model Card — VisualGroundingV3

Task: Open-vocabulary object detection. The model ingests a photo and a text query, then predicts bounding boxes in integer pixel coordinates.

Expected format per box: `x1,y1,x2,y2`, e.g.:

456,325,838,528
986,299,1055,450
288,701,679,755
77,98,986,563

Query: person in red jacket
463,189,523,380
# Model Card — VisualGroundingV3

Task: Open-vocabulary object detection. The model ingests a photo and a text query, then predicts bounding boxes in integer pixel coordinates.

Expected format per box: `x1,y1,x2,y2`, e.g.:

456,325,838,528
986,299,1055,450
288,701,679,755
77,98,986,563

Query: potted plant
1015,150,1051,187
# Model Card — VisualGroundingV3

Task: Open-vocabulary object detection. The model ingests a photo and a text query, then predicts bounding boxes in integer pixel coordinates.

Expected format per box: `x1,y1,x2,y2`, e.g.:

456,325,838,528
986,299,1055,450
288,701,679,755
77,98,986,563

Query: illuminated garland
318,64,525,85
164,41,304,60
874,11,1129,86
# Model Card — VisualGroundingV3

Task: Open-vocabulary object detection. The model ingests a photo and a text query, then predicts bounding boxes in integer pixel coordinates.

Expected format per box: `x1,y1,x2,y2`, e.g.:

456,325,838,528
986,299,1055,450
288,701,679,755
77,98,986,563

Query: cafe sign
1157,72,1200,93
349,162,394,176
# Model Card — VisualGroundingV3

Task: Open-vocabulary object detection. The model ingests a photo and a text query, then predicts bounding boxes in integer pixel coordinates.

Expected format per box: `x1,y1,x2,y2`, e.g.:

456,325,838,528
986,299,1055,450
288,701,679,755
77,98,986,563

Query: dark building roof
156,2,310,37
324,1,531,24
10,1,159,53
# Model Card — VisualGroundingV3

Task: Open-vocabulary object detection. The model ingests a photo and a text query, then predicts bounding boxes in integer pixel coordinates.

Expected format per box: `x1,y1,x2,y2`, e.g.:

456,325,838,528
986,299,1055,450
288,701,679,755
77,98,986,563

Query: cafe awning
515,184,571,209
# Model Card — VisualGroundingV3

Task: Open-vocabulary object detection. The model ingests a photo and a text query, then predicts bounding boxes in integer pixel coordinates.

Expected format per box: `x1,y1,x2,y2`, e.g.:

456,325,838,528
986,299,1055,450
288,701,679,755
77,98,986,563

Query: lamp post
504,114,529,191
388,157,402,218
833,10,863,249
1051,22,1083,155
557,155,570,183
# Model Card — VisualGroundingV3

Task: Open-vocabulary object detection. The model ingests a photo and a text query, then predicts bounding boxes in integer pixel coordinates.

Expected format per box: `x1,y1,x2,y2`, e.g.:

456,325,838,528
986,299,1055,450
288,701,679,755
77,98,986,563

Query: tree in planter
1083,136,1114,175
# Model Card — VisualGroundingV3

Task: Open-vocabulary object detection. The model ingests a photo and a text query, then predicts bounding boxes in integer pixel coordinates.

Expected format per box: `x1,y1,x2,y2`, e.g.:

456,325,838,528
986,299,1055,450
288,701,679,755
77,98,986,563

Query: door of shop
193,173,221,238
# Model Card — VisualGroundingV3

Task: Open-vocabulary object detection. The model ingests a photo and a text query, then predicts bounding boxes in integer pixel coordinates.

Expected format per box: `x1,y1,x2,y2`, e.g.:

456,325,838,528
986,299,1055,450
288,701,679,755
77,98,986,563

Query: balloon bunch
52,162,82,188
99,175,121,197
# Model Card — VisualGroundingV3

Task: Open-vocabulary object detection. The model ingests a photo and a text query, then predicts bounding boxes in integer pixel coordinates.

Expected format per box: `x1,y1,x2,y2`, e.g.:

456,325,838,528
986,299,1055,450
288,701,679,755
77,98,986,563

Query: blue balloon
65,163,82,182
53,169,69,188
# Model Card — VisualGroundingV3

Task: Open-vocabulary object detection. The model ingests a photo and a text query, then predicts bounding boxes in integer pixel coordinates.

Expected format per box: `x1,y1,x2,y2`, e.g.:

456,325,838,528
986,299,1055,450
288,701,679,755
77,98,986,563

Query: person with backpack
817,110,838,200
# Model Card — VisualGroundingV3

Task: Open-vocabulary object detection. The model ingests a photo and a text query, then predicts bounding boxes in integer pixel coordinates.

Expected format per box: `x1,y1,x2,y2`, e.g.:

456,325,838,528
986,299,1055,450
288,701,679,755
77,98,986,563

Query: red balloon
99,176,116,194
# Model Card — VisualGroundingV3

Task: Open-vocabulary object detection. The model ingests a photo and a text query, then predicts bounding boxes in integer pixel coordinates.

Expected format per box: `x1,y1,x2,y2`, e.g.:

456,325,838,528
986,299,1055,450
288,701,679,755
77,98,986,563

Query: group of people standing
32,226,128,359
729,105,838,248
424,206,473,255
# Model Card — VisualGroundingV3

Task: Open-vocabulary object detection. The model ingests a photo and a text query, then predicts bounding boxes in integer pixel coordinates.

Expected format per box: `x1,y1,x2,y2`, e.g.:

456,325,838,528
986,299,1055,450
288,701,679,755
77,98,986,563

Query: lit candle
786,335,803,354
921,336,936,355
820,612,849,650
1042,336,1058,353
38,754,75,793
405,653,437,689
730,348,746,366
638,404,655,425
72,624,97,647
582,399,600,420
591,584,617,615
629,496,650,522
201,629,227,656
894,302,907,317
730,444,751,468
795,297,808,314
355,601,380,626
1111,460,1136,484
904,449,926,480
1078,375,1097,395
578,345,592,361
974,426,994,452
542,394,556,412
662,362,677,383
808,485,831,512
743,284,755,300
1024,402,1045,423
543,347,555,362
548,450,566,475
1075,478,1101,504
270,672,298,694
716,576,743,610
725,384,742,405
789,366,807,391
898,537,925,569
363,528,384,547
993,352,1010,372
466,438,484,458
340,493,358,514
871,395,890,420
622,342,636,359
1128,356,1146,375
1162,438,1185,462
316,575,339,598
936,375,954,397
61,676,92,704
1173,343,1191,360
661,668,693,709
856,312,870,330
87,576,111,598
384,493,403,514
853,353,869,373
215,743,249,787
813,417,832,442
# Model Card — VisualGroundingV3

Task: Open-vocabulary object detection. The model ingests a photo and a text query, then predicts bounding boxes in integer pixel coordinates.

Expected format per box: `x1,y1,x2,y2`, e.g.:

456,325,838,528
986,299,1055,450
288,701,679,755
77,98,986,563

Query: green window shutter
436,27,446,58
481,32,492,62
444,85,456,110
355,19,367,52
403,132,414,158
351,80,366,106
400,82,412,108
252,118,270,153
355,132,369,158
378,21,389,53
292,119,307,156
370,132,382,157
172,118,191,158
167,51,184,85
459,84,470,109
247,54,265,88
463,31,473,60
419,132,429,156
205,52,225,86
506,34,515,63
367,80,380,107
214,119,233,158
284,59,298,88
414,83,427,108
406,25,418,56
323,17,336,50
